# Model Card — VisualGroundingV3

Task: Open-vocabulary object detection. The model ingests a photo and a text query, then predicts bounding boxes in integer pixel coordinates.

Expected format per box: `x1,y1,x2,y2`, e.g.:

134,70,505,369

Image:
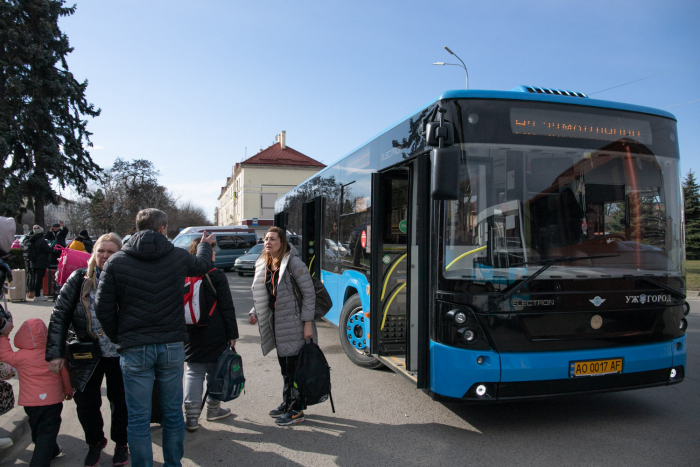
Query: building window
261,193,276,219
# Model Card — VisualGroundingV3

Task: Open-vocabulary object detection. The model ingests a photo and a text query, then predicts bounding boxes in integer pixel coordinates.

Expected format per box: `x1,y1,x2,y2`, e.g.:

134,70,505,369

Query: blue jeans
120,343,186,467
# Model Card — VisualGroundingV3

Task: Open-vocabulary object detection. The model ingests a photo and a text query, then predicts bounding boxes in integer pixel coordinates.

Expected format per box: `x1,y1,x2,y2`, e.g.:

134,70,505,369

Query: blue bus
274,86,688,400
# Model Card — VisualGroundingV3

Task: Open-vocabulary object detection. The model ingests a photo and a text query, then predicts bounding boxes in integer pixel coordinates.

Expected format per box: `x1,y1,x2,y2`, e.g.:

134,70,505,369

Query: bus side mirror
432,146,460,200
425,122,454,147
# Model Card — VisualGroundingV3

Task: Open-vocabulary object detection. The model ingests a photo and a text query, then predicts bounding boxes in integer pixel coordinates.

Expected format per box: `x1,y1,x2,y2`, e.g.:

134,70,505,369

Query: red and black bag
183,268,217,326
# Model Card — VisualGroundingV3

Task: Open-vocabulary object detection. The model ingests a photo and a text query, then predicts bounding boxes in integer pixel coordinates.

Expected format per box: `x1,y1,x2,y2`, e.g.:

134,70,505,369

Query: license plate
242,264,253,269
569,358,623,377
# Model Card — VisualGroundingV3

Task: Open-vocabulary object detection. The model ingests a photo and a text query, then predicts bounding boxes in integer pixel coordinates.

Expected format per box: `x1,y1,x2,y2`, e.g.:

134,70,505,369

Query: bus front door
369,168,414,381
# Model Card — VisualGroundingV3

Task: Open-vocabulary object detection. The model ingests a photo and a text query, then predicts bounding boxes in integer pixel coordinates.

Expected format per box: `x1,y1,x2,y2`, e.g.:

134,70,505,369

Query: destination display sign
510,107,652,145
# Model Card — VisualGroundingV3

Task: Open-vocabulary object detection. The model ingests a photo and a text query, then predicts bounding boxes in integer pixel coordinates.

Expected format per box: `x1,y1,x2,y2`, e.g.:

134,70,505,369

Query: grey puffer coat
250,245,316,357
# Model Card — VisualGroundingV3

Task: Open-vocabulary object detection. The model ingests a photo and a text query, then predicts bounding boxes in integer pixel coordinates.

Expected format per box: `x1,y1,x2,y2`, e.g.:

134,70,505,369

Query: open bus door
301,197,324,277
369,159,430,388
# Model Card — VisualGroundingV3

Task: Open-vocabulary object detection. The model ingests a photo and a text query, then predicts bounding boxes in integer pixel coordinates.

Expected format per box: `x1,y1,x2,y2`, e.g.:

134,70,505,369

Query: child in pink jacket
0,318,72,466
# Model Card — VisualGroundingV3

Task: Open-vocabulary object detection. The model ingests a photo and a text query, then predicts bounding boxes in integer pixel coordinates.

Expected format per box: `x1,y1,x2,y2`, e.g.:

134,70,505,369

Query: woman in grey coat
249,226,315,426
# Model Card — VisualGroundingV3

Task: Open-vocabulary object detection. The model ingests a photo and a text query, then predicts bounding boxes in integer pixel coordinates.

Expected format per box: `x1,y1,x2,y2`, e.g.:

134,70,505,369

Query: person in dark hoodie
24,225,54,301
79,230,94,253
95,208,215,467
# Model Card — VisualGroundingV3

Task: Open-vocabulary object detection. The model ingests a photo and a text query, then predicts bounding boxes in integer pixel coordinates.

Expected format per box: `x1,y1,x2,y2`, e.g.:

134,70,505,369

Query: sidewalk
0,298,56,451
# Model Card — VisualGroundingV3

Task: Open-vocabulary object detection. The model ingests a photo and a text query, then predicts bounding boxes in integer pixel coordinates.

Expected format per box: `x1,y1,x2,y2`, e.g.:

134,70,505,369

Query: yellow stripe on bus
445,246,487,271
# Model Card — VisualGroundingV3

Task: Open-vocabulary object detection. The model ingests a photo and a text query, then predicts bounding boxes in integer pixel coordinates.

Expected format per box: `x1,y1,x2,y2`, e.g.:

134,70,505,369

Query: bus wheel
339,294,383,369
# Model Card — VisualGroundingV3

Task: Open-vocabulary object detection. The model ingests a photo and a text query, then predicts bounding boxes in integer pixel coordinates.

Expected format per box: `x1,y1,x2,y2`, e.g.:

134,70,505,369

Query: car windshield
248,244,264,255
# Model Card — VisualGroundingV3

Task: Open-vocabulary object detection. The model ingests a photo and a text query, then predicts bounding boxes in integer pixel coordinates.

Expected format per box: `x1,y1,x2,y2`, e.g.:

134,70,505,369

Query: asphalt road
1,274,698,466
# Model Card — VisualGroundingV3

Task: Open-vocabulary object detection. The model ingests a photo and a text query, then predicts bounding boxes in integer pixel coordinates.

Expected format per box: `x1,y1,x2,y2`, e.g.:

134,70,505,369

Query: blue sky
58,0,700,221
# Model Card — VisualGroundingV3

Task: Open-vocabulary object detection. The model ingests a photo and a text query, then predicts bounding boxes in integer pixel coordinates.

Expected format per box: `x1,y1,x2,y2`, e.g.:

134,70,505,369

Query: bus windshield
443,107,683,284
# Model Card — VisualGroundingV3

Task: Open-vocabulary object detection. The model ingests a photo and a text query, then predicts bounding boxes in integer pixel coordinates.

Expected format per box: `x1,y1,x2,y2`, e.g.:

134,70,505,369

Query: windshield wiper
638,276,686,300
486,255,620,309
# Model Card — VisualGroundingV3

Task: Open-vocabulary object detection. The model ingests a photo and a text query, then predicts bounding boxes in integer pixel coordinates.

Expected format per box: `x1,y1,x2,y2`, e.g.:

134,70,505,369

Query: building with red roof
216,131,325,236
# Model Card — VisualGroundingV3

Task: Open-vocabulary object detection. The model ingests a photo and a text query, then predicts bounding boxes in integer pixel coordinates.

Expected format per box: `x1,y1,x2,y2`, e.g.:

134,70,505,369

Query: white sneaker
0,438,12,450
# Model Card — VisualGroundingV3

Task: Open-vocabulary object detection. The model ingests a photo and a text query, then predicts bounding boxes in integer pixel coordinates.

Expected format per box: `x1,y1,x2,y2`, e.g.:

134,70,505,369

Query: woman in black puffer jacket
45,233,130,467
184,238,239,432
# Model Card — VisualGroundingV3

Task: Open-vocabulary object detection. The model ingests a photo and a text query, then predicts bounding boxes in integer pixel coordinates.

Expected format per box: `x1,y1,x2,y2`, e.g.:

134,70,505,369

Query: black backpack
21,236,37,262
294,339,335,412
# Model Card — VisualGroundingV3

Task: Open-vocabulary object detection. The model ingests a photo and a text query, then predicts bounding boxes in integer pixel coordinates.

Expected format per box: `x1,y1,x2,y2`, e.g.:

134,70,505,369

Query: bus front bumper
430,336,686,401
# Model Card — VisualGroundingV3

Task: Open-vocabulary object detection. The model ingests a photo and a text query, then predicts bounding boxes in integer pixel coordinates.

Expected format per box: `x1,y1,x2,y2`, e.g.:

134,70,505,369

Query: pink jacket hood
0,318,72,406
14,319,48,351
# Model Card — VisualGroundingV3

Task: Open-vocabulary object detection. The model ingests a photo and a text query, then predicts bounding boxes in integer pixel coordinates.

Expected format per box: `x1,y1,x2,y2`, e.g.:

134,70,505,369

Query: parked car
233,243,264,276
172,231,257,271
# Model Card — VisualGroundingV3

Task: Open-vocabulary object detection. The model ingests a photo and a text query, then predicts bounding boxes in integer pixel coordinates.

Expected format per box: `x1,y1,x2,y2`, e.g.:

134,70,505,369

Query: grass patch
686,260,700,291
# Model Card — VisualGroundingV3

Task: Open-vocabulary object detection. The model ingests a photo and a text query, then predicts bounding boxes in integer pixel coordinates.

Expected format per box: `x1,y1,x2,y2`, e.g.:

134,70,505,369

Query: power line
588,59,700,96
663,98,700,109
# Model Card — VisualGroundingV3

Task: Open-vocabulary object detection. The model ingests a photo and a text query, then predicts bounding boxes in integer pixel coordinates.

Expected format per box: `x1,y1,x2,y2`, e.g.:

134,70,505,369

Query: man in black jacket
44,221,68,247
95,208,214,467
24,226,54,301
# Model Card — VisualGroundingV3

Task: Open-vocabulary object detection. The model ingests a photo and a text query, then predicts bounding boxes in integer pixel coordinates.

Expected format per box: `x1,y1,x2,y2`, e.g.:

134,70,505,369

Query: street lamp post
433,46,469,89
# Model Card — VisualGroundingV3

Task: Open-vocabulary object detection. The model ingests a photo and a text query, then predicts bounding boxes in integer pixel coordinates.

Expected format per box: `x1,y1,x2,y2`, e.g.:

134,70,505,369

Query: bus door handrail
381,283,407,330
380,253,407,300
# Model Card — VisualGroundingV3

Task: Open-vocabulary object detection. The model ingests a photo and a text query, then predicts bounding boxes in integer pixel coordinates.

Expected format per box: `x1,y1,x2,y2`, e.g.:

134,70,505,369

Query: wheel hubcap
346,307,369,353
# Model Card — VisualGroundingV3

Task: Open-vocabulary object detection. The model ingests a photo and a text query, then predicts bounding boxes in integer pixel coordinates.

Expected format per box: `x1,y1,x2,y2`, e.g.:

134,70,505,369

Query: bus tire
339,294,383,369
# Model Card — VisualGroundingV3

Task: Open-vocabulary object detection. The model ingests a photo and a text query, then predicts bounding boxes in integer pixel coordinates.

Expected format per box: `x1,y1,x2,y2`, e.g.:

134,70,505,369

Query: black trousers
30,268,45,296
278,355,303,411
73,357,128,446
24,403,63,467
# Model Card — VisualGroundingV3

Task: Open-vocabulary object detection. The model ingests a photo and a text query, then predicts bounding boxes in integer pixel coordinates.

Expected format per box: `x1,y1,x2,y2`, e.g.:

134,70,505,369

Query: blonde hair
260,226,290,269
86,233,123,282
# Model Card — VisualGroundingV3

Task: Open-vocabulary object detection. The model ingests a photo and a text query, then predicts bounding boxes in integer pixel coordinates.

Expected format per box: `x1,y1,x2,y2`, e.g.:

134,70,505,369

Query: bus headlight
454,312,467,324
476,385,487,396
461,328,476,342
683,301,690,316
680,318,688,331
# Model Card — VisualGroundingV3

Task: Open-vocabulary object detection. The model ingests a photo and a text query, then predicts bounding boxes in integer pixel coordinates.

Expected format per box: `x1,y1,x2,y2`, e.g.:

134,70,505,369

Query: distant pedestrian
45,221,69,248
79,230,94,253
67,236,86,252
23,225,53,301
46,233,129,467
248,226,316,426
67,229,93,253
95,208,215,467
184,238,239,432
0,319,73,466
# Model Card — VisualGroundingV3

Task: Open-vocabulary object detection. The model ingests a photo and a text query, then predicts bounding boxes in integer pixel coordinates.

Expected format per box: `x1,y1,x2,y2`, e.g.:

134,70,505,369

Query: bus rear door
301,196,324,278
